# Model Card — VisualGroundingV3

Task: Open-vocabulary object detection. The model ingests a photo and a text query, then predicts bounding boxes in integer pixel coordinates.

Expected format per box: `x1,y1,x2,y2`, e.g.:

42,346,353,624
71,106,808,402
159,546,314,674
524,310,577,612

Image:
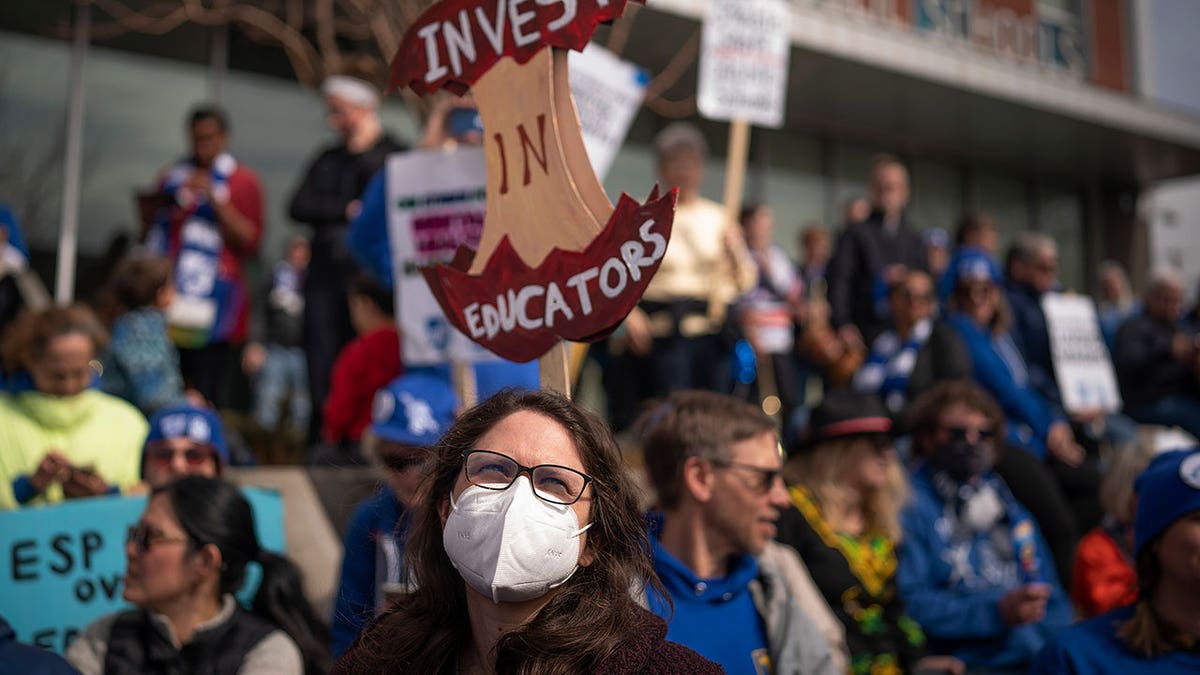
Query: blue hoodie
897,464,1072,670
646,530,771,675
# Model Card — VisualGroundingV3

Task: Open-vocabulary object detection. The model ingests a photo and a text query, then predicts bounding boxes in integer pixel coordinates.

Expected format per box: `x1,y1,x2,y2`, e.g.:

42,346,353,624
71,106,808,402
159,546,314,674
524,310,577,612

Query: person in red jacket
320,273,401,463
1071,437,1154,617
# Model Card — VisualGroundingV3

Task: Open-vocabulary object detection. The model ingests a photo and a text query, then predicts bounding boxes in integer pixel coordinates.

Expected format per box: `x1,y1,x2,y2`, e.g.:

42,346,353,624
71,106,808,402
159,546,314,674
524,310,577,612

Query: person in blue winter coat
330,372,458,658
898,381,1073,672
1032,447,1200,674
940,248,1083,467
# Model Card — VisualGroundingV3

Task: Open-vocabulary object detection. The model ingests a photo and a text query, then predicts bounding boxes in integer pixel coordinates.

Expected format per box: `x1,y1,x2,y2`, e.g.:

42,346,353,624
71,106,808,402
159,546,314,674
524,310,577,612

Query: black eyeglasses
462,450,593,505
126,523,189,555
940,425,997,443
710,459,784,494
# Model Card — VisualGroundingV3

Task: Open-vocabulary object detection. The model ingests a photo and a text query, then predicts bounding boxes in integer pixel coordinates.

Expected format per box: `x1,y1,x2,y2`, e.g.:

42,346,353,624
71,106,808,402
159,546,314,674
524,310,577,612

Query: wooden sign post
697,0,792,414
390,0,675,395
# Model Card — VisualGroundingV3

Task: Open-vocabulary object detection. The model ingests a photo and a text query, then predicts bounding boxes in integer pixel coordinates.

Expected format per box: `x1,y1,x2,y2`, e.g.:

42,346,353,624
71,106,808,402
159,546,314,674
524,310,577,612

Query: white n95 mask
443,475,592,603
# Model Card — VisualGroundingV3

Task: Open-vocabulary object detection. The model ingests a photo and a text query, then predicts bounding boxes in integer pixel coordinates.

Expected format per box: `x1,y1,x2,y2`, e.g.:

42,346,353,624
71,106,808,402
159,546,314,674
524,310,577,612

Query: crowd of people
1,65,1200,675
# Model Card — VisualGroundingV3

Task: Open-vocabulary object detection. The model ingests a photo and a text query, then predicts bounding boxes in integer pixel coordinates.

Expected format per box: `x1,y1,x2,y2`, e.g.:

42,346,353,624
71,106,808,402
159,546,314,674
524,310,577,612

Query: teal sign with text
0,488,283,653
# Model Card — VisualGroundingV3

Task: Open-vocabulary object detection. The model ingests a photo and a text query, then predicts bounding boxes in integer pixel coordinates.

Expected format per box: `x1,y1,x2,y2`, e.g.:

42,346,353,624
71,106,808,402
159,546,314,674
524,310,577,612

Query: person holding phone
0,305,148,509
897,381,1072,673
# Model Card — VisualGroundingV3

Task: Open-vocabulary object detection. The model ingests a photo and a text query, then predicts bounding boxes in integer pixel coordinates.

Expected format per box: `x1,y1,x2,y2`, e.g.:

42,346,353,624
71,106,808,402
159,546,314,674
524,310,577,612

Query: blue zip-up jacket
946,312,1064,459
897,465,1072,670
331,487,408,659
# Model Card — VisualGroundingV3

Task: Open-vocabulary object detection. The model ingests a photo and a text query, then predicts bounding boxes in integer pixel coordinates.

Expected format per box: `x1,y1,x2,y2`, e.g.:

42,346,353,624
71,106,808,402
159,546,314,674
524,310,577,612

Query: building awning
621,0,1200,185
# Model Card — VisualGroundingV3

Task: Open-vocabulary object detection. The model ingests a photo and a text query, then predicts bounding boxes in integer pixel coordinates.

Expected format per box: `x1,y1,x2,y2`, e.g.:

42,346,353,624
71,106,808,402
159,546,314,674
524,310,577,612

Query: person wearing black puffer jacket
67,477,329,675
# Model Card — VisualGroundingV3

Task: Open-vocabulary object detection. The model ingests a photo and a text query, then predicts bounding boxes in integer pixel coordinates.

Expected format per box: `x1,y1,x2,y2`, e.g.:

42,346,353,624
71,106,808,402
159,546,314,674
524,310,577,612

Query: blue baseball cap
1134,448,1200,555
144,404,229,465
939,246,1002,302
371,373,458,446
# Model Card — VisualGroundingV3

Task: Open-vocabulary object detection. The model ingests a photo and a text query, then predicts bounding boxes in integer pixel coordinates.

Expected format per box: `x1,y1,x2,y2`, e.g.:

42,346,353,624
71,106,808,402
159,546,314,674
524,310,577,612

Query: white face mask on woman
443,475,592,603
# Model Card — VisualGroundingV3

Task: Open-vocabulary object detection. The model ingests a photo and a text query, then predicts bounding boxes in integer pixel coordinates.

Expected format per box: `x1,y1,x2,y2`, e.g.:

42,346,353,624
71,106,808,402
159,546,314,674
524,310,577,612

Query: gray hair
654,122,708,163
1012,231,1057,263
1147,267,1184,294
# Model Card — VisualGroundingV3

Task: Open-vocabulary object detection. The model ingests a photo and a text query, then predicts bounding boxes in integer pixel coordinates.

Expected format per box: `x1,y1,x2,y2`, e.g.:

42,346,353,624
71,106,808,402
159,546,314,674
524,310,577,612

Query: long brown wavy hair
1118,545,1198,657
347,389,663,674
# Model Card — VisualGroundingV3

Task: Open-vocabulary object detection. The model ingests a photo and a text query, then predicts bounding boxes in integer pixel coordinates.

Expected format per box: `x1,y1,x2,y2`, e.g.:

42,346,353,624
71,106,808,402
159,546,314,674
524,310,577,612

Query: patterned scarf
150,153,237,348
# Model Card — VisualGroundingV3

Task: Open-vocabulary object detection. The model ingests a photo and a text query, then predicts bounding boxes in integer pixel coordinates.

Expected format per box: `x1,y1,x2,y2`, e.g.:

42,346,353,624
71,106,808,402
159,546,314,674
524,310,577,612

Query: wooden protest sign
697,0,791,410
390,0,676,390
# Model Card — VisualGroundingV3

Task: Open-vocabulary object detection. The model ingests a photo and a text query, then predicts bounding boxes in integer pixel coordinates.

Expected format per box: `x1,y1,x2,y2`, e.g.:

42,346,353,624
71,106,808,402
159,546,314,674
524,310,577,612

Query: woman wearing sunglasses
777,391,962,675
139,404,228,489
67,476,329,674
897,381,1071,673
910,246,1094,586
334,389,720,674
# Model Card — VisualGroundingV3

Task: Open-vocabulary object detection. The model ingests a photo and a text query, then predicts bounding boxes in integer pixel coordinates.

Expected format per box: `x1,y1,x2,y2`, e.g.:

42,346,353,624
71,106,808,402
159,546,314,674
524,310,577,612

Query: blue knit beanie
1133,447,1200,554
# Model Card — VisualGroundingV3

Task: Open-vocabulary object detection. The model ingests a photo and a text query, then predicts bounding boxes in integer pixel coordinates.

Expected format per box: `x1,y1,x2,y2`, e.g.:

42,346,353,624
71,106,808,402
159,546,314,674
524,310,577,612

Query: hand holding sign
390,0,674,364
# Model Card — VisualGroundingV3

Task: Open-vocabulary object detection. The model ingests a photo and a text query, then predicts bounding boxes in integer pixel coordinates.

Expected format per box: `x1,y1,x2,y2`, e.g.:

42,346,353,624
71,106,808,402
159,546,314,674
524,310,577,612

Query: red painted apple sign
391,0,676,364
424,187,674,363
390,0,640,95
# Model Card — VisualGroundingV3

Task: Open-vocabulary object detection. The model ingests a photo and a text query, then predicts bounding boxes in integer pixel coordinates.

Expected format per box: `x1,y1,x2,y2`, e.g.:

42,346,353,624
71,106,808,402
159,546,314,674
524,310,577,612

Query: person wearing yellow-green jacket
0,306,148,510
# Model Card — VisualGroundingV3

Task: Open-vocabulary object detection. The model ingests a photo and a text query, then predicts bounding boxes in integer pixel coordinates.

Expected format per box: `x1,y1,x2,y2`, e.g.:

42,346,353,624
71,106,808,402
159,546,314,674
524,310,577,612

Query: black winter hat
801,390,893,451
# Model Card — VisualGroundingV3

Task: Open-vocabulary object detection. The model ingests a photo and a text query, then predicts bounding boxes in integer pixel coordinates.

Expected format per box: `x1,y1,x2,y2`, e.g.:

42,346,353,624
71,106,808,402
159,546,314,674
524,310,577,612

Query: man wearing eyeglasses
637,390,842,675
140,404,228,488
331,372,457,658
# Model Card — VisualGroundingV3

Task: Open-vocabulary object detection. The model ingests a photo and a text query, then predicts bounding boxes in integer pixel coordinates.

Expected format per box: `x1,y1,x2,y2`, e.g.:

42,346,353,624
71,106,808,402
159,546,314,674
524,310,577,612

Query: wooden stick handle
721,118,751,228
451,360,478,409
538,341,572,398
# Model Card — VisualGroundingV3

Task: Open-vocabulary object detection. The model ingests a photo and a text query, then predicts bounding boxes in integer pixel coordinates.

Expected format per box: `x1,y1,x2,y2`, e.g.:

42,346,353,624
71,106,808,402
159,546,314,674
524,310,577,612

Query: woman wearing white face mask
333,389,721,675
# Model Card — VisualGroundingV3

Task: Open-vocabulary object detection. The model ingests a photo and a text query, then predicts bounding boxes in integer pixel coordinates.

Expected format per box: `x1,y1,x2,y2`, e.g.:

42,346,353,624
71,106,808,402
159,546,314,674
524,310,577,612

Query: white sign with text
698,0,791,128
386,146,498,365
568,43,649,181
1043,293,1123,414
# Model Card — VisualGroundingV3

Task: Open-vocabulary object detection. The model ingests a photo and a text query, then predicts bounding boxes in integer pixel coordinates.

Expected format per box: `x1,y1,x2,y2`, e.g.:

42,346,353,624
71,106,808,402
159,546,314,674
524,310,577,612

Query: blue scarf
152,153,237,348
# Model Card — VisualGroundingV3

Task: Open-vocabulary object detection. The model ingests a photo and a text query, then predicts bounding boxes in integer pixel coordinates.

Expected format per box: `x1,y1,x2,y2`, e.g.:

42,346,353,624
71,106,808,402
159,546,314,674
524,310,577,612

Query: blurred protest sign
1043,293,1122,413
698,0,791,128
0,488,283,653
385,146,497,366
568,42,649,180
